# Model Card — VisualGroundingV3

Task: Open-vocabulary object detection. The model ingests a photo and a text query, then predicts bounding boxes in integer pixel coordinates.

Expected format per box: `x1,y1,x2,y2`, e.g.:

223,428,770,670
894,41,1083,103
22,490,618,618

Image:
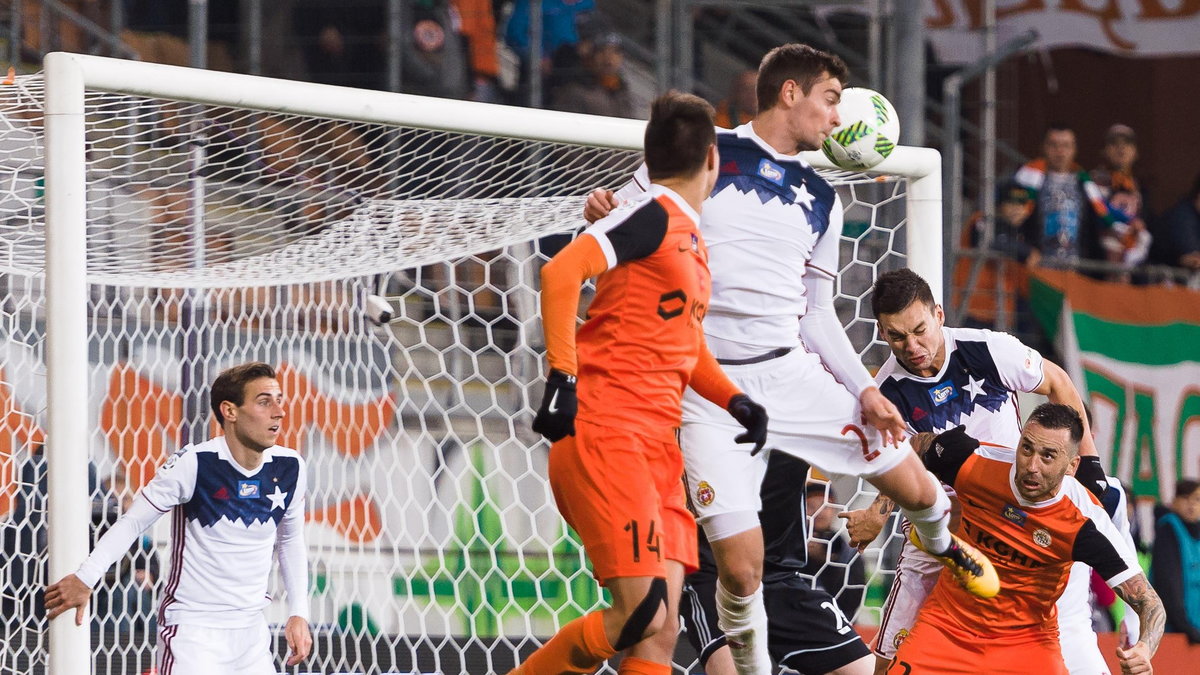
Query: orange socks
617,657,671,675
515,611,616,675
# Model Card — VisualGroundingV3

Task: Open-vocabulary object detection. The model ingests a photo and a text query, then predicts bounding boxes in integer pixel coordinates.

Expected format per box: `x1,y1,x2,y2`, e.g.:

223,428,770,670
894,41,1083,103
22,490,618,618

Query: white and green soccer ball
821,87,900,171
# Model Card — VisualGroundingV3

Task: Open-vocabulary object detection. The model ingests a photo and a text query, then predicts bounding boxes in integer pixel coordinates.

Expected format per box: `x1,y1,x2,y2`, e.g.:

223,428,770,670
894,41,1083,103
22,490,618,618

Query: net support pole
43,51,94,675
903,149,944,304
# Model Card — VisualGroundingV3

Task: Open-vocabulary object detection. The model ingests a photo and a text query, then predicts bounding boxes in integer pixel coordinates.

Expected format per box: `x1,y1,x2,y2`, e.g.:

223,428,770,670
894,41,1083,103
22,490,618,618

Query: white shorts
1059,619,1109,675
871,532,941,659
157,620,276,675
680,348,911,526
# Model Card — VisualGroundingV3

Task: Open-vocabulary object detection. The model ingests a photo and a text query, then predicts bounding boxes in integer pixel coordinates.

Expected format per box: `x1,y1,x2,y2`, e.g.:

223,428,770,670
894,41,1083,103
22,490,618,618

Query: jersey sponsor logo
237,480,261,499
656,290,687,320
695,481,715,507
1033,528,1052,548
757,158,785,185
655,289,707,325
963,519,1043,568
928,382,958,406
1002,504,1028,526
212,486,230,500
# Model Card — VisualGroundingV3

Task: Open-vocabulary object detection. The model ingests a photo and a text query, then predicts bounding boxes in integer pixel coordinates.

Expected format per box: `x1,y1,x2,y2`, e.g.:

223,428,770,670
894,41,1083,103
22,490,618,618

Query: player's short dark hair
871,268,936,318
1026,403,1085,446
756,43,849,112
644,91,717,181
211,362,277,425
1177,479,1200,500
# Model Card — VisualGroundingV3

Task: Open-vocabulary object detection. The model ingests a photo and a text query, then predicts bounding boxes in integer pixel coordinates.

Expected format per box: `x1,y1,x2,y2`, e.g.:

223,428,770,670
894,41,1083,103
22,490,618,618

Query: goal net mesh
0,72,916,674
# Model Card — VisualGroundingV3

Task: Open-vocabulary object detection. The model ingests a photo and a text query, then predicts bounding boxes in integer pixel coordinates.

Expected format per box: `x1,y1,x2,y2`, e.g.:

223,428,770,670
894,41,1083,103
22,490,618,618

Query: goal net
1,53,940,674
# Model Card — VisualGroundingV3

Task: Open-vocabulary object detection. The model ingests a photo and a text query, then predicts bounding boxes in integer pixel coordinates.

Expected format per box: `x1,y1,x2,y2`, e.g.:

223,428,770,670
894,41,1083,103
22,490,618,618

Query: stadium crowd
10,0,1200,667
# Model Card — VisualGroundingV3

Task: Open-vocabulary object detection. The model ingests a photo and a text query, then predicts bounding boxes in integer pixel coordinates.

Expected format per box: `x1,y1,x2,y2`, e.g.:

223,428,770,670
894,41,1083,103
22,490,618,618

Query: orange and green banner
1030,268,1200,501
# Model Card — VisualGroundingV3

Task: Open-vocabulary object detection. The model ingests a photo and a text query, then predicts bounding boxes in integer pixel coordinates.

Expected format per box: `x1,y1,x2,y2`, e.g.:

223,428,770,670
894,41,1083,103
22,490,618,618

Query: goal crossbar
41,51,942,674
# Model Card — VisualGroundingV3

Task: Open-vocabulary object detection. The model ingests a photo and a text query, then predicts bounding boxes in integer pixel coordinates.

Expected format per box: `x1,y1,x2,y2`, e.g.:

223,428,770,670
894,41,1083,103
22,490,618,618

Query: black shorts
680,574,870,675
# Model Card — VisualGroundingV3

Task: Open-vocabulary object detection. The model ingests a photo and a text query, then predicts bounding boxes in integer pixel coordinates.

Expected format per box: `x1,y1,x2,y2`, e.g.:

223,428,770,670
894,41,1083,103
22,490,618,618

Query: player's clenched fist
727,394,769,455
583,188,619,223
532,370,578,442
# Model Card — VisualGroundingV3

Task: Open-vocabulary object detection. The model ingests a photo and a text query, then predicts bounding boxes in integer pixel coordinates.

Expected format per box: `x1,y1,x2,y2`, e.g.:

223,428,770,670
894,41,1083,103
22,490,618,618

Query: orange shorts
547,418,698,583
887,614,1067,675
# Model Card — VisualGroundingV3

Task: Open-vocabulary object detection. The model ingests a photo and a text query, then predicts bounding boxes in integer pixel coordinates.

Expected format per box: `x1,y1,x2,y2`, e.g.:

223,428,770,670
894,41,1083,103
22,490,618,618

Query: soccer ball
821,87,900,170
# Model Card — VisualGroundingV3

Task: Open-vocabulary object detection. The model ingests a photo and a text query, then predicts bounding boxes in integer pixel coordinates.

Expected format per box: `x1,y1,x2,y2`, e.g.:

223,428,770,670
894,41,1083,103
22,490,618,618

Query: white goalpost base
1,52,942,674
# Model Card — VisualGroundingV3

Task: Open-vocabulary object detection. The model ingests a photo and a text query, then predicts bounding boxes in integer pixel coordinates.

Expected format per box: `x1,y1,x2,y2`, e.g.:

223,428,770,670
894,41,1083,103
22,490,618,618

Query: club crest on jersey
1033,528,1052,548
237,480,261,499
928,382,958,406
695,481,715,507
1002,504,1027,526
690,233,700,254
893,628,910,649
757,159,785,186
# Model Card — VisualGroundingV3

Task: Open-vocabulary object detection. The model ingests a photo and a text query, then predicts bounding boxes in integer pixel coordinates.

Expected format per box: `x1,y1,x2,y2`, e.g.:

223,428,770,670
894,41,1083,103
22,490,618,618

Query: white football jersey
875,326,1045,445
617,123,844,353
701,124,844,351
77,437,308,629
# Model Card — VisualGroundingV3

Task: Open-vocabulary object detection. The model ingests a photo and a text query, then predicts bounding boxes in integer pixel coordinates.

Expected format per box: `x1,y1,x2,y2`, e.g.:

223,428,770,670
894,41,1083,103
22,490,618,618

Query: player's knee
715,558,762,595
612,577,668,651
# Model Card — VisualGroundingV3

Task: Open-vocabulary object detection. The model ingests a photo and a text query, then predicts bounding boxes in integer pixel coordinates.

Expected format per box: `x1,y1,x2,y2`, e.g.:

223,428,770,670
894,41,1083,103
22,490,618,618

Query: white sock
901,471,953,554
715,581,772,675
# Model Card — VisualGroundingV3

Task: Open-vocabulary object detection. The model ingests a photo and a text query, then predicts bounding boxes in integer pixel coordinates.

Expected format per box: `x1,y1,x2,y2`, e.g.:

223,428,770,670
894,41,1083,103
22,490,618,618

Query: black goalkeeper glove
728,394,768,455
532,370,578,442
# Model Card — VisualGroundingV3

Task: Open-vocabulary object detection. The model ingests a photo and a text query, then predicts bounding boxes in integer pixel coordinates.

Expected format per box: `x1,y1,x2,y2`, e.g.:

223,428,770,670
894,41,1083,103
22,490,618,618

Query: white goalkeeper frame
42,51,942,674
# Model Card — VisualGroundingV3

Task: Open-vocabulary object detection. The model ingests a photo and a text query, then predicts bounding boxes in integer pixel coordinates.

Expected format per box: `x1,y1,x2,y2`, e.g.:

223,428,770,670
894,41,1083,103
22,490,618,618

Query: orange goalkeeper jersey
541,184,737,441
921,445,1140,635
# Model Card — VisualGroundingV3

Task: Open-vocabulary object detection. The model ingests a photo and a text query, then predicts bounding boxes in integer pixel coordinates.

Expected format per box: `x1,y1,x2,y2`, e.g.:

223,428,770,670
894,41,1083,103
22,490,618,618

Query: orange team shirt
574,186,712,441
921,443,1140,636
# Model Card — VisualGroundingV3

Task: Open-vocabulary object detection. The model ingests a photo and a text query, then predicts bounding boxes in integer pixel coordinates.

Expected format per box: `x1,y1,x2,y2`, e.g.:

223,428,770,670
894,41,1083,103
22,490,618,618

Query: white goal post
32,51,941,674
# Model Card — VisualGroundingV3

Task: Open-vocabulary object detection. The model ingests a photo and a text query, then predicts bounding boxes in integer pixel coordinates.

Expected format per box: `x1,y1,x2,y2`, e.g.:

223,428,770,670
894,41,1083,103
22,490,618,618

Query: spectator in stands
714,70,757,129
1014,124,1119,267
1150,479,1200,644
802,483,865,620
549,31,632,117
295,0,384,90
952,181,1045,346
452,0,502,102
1152,174,1200,271
504,0,596,69
1092,124,1152,272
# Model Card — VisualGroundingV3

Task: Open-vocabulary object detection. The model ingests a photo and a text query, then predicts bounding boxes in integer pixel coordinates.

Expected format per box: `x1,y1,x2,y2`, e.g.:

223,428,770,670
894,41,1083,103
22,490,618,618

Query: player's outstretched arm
1113,573,1165,674
284,615,313,666
582,165,649,222
1034,360,1098,458
44,573,91,625
838,432,936,549
689,345,768,454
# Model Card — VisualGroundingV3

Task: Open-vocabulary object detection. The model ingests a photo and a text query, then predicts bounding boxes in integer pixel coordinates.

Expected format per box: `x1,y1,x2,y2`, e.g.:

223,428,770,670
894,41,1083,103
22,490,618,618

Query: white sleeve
76,447,197,587
612,163,651,204
1109,478,1142,640
75,496,167,588
798,196,875,396
276,458,309,620
984,330,1045,393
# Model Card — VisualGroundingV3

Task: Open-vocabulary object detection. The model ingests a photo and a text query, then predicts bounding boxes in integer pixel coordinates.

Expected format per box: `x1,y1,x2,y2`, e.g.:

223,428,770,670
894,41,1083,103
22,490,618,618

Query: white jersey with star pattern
875,326,1045,445
75,437,308,628
618,123,845,354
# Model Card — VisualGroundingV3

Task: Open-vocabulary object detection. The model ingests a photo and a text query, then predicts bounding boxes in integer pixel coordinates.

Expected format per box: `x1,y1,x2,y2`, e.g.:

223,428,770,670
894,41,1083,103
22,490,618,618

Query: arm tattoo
1115,573,1165,654
874,493,895,515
